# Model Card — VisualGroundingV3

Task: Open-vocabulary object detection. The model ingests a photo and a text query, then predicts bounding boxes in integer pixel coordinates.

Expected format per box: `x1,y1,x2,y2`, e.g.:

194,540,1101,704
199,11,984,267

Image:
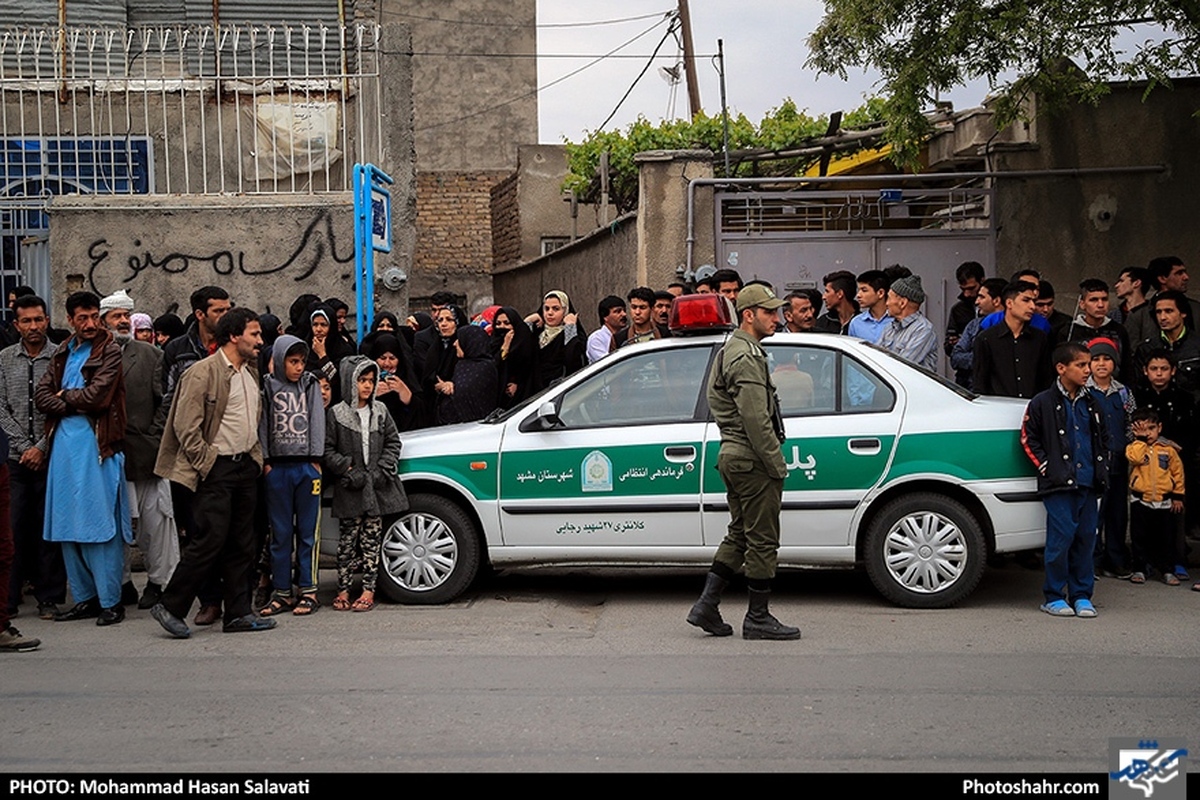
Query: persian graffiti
86,208,355,295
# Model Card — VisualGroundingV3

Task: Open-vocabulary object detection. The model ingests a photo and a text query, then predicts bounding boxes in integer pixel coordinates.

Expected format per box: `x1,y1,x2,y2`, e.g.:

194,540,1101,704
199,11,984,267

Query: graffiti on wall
86,208,355,295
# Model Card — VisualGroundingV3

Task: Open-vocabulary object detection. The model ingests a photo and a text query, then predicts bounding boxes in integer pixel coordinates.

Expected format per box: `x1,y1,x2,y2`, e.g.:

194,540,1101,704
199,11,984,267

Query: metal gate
713,181,995,376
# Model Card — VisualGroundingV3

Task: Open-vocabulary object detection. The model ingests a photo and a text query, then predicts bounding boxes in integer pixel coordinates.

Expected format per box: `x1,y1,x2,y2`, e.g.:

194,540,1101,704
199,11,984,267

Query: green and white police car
381,296,1044,609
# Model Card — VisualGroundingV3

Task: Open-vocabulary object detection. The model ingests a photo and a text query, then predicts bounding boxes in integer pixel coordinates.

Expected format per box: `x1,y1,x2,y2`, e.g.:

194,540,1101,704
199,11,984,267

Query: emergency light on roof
668,293,734,334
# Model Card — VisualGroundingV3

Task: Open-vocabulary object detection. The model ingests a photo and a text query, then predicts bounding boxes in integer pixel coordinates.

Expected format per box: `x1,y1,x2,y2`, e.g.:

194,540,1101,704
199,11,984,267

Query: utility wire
416,14,674,132
596,17,680,131
410,52,710,59
381,9,671,29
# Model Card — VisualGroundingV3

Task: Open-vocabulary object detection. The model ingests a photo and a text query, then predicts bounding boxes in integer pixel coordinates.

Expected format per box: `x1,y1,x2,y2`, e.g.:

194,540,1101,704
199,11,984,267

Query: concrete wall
990,80,1200,293
636,150,715,289
50,193,358,318
493,212,638,328
399,0,537,172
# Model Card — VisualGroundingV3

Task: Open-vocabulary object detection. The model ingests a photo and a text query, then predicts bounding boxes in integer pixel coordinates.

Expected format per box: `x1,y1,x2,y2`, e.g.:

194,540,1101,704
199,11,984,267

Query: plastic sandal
293,595,320,616
1040,600,1075,616
259,596,296,617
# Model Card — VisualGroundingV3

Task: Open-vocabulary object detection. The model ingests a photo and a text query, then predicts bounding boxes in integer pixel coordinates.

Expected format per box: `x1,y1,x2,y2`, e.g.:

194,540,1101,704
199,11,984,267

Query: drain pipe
685,165,1167,274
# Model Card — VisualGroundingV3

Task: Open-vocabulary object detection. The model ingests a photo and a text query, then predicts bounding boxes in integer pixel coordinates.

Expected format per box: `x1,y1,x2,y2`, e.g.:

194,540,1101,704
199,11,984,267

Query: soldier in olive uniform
687,285,801,640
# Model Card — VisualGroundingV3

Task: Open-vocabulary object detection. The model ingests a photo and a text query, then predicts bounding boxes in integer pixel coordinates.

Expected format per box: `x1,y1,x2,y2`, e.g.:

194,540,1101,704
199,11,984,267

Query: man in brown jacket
151,307,271,638
34,291,130,626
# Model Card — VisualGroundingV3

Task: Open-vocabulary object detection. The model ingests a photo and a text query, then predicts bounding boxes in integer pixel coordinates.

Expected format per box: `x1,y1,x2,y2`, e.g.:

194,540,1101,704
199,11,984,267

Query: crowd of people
0,255,1197,650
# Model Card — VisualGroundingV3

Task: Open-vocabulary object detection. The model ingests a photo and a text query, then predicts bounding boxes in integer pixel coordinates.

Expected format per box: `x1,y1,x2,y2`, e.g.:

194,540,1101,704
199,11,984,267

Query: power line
596,17,680,131
415,14,674,133
409,51,712,59
381,9,672,29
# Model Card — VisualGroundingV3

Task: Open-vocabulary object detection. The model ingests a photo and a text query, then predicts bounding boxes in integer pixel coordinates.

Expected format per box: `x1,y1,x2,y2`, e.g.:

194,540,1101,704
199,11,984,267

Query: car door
498,342,716,546
700,341,903,547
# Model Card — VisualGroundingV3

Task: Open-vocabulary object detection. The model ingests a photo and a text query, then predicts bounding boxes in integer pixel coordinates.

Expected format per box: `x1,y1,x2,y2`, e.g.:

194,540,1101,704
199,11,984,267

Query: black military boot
742,587,801,640
686,571,733,636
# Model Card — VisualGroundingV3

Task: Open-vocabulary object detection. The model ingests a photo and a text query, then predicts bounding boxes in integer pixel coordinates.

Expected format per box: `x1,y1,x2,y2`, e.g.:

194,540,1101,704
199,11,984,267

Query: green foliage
563,98,884,213
807,0,1200,167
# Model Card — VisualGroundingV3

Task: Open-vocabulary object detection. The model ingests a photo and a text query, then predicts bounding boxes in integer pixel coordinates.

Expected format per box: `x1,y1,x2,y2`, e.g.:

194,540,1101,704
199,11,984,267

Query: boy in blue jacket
258,336,325,616
1021,342,1110,618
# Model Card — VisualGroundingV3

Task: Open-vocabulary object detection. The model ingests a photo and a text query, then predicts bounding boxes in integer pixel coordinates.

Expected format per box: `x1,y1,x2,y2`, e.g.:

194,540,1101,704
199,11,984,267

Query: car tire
862,492,986,609
376,493,481,605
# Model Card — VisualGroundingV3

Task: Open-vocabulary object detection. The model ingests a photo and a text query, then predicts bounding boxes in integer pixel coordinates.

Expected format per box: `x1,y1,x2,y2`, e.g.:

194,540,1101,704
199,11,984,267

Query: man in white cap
877,274,939,371
99,289,180,611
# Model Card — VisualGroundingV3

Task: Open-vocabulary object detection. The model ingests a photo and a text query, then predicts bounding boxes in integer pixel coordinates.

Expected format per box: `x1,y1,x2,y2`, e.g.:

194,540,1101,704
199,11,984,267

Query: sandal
293,594,320,616
333,592,352,611
259,595,296,616
351,593,376,613
1130,572,1146,584
1192,582,1200,592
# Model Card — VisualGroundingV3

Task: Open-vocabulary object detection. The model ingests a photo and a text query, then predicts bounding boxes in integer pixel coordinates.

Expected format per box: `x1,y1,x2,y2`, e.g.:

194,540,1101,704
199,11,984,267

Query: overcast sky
535,0,992,144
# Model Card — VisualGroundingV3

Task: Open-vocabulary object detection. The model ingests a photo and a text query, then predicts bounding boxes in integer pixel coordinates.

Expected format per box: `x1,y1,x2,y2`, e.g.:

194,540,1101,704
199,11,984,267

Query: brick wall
414,170,510,301
489,171,520,269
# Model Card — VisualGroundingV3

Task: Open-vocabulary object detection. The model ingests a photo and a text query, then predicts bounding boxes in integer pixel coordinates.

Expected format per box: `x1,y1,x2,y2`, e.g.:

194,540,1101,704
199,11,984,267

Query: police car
380,294,1044,609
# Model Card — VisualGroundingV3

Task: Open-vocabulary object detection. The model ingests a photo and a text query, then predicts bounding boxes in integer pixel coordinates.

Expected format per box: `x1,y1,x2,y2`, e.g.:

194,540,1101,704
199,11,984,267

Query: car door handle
848,438,881,455
664,446,696,462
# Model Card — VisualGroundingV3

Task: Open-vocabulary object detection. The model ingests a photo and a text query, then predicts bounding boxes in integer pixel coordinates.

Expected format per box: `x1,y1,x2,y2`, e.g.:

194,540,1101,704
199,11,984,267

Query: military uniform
708,328,788,579
687,284,800,640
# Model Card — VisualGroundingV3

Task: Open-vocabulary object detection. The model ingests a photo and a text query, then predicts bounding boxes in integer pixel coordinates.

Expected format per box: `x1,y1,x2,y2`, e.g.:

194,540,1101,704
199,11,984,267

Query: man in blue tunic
34,292,130,626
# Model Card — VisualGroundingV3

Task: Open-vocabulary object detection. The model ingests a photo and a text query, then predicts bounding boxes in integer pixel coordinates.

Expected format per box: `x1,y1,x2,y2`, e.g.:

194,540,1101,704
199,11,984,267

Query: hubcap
882,511,967,595
381,513,459,593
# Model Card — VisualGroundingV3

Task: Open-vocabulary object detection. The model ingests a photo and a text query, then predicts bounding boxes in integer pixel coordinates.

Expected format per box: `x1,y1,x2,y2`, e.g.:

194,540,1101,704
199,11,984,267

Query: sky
535,1,994,144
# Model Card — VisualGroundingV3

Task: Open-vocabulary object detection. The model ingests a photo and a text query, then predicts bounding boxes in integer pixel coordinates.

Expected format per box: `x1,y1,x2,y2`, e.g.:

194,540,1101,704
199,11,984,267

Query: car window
767,345,837,415
556,345,713,428
842,356,894,411
766,344,895,415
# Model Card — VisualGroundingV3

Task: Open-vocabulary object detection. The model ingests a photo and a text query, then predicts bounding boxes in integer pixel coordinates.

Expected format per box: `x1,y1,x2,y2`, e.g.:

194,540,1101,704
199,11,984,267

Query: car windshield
862,342,978,401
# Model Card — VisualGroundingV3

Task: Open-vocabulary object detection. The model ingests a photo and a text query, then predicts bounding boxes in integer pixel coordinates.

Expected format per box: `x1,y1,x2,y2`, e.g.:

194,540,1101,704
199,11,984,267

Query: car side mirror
533,400,562,430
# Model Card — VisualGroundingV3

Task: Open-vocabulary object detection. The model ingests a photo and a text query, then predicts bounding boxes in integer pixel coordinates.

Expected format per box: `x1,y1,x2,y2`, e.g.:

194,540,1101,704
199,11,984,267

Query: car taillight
668,294,734,334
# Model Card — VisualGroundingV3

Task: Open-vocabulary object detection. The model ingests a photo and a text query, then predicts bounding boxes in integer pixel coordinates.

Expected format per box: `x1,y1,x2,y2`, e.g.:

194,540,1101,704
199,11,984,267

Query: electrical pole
677,0,701,118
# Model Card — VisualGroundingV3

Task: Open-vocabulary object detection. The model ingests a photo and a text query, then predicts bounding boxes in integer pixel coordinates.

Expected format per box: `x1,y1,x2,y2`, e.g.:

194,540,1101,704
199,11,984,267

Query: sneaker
1073,599,1097,618
1101,568,1133,580
1162,572,1180,586
1173,565,1190,581
1040,600,1075,617
0,625,41,652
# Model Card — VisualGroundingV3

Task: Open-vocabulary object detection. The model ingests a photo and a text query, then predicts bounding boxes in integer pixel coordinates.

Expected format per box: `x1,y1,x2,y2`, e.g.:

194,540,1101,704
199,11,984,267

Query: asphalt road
4,562,1198,773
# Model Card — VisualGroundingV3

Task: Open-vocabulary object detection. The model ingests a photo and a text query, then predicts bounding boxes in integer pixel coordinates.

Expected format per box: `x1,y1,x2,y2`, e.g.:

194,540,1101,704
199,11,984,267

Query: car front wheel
863,492,986,608
376,493,481,604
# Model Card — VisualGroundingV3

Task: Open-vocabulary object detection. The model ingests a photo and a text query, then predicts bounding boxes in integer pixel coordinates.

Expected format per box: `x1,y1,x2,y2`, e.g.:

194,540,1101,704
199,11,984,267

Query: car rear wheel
377,493,481,604
863,493,985,608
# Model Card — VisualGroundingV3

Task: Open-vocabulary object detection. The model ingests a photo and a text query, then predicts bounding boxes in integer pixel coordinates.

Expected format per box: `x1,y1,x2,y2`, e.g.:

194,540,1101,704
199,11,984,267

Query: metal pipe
685,165,1168,273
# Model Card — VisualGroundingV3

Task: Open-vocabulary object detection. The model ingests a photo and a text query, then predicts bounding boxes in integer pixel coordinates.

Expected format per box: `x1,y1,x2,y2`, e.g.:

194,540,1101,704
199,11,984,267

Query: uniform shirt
706,329,786,479
213,349,260,456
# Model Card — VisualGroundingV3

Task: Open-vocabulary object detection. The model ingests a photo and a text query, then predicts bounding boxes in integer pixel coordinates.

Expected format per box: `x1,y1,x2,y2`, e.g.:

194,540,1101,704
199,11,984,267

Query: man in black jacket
1020,342,1110,618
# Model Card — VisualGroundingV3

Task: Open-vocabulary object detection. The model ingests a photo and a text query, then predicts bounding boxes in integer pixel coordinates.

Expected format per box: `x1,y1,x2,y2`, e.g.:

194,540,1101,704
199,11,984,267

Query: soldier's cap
735,284,786,312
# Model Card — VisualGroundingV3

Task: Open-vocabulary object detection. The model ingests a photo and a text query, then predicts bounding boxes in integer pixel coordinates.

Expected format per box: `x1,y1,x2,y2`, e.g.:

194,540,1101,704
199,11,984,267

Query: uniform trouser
265,462,322,594
1042,489,1100,604
7,460,66,610
121,478,180,588
61,536,125,609
160,456,259,624
337,516,382,593
0,463,12,629
712,453,784,581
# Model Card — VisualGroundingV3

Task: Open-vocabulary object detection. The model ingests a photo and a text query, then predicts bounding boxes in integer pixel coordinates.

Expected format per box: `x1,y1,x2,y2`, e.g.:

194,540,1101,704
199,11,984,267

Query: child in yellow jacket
1126,408,1185,585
